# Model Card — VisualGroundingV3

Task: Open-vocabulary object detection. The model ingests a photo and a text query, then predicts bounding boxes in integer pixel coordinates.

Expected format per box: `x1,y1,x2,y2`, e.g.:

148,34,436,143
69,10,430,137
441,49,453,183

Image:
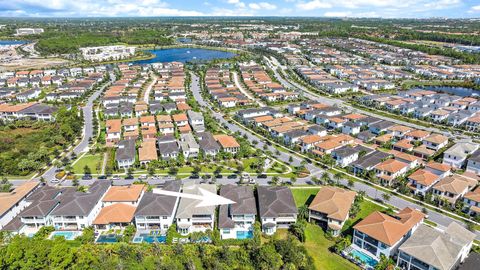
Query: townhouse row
205,67,254,108
0,181,298,240
359,89,480,131
239,62,299,102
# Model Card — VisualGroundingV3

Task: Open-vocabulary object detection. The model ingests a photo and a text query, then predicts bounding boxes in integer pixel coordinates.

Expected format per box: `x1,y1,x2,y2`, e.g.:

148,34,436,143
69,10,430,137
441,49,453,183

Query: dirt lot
0,43,70,71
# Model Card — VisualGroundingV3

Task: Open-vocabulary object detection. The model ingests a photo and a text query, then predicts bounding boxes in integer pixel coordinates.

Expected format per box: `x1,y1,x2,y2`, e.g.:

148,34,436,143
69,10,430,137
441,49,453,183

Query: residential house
352,207,424,261
218,185,257,239
397,223,476,270
50,181,110,230
214,135,240,154
374,159,409,186
431,175,477,205
257,186,297,235
352,150,391,175
423,134,449,151
466,149,480,175
407,169,440,196
0,181,40,230
463,187,480,216
197,132,221,157
93,184,145,231
443,142,479,169
134,181,181,233
308,187,356,237
116,140,136,169
175,184,216,235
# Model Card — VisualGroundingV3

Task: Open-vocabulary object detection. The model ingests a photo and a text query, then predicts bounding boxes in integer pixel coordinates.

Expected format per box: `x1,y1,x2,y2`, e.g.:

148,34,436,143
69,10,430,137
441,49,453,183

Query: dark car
82,174,93,180
98,175,107,180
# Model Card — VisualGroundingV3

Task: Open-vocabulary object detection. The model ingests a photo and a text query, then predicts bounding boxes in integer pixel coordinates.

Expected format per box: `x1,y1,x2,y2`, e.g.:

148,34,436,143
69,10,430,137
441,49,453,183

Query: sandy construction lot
0,43,70,71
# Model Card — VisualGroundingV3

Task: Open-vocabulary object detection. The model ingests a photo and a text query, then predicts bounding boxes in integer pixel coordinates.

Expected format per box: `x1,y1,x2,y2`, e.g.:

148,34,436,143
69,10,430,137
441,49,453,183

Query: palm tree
333,172,343,186
381,193,391,203
320,172,331,185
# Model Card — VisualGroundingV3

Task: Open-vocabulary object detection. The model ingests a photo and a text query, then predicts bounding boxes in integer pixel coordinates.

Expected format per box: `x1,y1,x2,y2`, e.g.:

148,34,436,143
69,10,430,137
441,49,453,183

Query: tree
321,172,331,185
347,179,355,188
48,237,74,269
289,222,306,242
290,176,297,185
311,176,321,185
381,193,391,203
271,176,279,185
252,243,283,270
333,172,343,186
83,165,91,175
0,177,12,192
297,205,309,221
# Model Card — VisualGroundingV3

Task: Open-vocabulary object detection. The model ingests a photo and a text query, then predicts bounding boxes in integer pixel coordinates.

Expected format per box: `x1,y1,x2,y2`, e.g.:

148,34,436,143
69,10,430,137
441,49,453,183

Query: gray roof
158,141,179,155
357,130,376,141
116,140,136,162
369,120,395,130
458,252,480,270
175,184,216,219
284,129,308,139
158,134,176,144
197,132,220,152
351,150,391,170
444,142,479,158
187,110,203,122
218,185,256,229
20,103,58,115
399,223,476,270
134,181,181,216
257,186,297,218
333,145,372,159
469,149,480,163
13,185,67,221
50,181,110,216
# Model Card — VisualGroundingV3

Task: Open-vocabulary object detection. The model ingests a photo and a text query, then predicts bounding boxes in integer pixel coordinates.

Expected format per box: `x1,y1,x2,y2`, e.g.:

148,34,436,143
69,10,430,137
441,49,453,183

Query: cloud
297,1,332,10
249,2,277,10
0,0,205,17
470,5,480,12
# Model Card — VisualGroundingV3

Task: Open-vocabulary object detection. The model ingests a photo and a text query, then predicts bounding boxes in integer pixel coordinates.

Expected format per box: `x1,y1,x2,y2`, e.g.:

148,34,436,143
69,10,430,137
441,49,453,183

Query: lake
422,86,480,97
132,48,236,64
0,40,27,46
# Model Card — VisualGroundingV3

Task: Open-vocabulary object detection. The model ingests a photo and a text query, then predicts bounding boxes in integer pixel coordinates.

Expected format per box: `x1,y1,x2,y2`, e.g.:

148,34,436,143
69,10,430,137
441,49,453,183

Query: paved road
266,56,452,137
143,72,157,103
40,77,114,183
190,72,315,172
232,71,265,107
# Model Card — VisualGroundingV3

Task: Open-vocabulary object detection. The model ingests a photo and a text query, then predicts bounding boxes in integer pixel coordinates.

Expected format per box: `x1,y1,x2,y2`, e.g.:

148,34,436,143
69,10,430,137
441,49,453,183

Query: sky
0,0,479,18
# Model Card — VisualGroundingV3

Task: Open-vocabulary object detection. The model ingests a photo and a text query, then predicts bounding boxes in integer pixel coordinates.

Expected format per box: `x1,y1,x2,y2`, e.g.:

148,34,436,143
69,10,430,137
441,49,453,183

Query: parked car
82,174,93,180
111,175,120,180
98,175,107,180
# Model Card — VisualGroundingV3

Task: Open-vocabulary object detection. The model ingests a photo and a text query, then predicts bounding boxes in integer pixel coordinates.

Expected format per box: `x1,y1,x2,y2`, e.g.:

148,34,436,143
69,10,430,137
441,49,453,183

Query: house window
223,229,230,234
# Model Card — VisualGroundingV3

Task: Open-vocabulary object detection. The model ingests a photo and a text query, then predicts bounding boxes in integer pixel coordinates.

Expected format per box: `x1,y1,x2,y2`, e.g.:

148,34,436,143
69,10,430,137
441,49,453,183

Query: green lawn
304,223,359,270
342,200,385,234
72,154,104,174
290,187,320,207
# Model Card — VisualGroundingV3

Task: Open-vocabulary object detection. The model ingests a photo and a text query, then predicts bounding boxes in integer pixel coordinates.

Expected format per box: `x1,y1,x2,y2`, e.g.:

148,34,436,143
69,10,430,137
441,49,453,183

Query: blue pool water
134,234,166,243
133,48,236,64
50,231,79,240
96,234,119,243
0,40,27,46
236,230,253,239
350,249,378,268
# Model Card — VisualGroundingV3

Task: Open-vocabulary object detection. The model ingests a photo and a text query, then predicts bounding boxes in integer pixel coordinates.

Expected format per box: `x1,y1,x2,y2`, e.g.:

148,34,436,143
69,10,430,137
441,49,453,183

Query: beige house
308,187,356,236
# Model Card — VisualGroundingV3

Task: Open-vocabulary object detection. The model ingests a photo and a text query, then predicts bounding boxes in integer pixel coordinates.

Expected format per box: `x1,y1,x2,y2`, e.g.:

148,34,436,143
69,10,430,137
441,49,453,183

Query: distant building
15,28,44,35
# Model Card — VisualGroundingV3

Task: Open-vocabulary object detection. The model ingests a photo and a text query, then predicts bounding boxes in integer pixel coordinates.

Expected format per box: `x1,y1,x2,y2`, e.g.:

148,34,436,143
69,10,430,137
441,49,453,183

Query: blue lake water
422,86,480,97
0,40,27,46
133,48,236,64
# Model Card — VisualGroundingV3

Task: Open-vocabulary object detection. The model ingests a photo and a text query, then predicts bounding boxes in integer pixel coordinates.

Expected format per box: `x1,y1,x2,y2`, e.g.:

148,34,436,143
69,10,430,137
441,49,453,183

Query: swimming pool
236,230,253,240
96,234,119,243
132,234,166,244
350,249,378,268
50,231,80,240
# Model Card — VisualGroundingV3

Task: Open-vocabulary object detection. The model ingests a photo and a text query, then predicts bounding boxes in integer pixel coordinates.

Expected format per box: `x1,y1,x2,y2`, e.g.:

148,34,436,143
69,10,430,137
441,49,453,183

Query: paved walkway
143,73,157,103
232,71,266,107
